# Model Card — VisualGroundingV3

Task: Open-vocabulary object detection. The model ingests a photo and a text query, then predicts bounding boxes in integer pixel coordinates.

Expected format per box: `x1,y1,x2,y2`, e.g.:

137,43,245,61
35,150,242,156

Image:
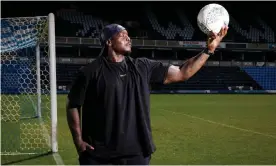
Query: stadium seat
56,9,105,38
145,7,194,41
56,64,84,88
53,5,276,43
242,67,276,90
152,66,263,91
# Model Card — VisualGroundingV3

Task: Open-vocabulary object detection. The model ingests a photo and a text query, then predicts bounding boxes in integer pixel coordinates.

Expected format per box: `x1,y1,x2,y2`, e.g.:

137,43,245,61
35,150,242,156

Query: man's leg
78,151,109,165
111,155,151,165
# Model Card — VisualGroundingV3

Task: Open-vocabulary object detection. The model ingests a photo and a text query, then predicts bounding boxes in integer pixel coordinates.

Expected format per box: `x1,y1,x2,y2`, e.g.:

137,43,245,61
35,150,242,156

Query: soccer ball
197,3,229,35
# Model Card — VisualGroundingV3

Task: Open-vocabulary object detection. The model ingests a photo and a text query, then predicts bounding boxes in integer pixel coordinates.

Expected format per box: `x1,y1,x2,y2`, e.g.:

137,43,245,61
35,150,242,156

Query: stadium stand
1,2,276,93
151,66,263,91
51,3,275,43
55,63,267,92
57,64,82,87
52,3,276,92
242,67,276,90
145,6,194,41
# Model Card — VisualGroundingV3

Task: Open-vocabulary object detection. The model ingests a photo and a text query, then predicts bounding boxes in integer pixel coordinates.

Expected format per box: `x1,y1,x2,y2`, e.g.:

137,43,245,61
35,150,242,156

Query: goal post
48,13,58,153
1,13,58,159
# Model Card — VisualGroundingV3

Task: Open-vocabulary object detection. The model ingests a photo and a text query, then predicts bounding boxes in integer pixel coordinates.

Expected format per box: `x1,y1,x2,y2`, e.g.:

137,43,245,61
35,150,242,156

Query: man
66,24,228,165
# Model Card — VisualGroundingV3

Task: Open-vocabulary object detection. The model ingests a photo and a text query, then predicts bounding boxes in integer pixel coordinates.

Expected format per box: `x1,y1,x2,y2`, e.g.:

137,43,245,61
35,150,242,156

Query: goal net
1,13,58,161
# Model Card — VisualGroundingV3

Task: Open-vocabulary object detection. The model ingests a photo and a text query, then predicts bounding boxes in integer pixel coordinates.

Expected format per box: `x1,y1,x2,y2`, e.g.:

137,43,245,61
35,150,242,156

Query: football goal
1,13,58,159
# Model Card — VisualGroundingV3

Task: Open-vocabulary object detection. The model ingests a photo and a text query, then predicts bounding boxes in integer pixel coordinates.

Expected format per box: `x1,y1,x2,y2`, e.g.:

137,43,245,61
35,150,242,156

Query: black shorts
79,150,151,165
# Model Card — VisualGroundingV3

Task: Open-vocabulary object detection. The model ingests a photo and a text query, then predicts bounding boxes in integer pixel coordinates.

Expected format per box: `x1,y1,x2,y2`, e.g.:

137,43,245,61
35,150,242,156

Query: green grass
1,94,276,165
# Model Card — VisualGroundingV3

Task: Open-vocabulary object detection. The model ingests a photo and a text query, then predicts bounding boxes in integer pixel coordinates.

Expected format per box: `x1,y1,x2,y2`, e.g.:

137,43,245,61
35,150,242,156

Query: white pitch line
158,108,276,139
1,152,39,155
27,95,64,165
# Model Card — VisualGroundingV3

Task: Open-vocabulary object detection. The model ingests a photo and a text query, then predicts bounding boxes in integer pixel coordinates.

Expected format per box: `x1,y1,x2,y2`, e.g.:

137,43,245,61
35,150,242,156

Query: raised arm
164,26,228,84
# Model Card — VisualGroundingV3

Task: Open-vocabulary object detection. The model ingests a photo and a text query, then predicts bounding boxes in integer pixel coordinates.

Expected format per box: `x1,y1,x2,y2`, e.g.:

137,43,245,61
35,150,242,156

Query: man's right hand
75,139,94,154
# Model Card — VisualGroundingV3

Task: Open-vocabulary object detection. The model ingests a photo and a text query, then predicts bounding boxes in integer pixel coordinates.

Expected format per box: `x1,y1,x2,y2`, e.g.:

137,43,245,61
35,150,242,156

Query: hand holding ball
197,3,229,53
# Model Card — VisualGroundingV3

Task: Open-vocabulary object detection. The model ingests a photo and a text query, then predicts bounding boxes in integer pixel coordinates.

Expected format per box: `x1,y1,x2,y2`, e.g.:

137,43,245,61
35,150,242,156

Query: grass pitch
1,94,276,165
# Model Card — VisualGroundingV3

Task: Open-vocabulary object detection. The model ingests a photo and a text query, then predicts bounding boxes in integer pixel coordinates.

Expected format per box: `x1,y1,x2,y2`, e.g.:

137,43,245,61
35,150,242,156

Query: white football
197,3,229,34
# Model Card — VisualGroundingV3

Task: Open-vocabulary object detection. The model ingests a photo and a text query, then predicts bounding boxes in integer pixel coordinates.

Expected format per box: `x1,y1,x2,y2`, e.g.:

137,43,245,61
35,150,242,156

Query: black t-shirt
68,55,170,159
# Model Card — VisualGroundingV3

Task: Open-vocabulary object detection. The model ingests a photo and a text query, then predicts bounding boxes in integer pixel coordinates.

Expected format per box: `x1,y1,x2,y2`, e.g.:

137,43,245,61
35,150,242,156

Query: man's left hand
207,26,229,53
